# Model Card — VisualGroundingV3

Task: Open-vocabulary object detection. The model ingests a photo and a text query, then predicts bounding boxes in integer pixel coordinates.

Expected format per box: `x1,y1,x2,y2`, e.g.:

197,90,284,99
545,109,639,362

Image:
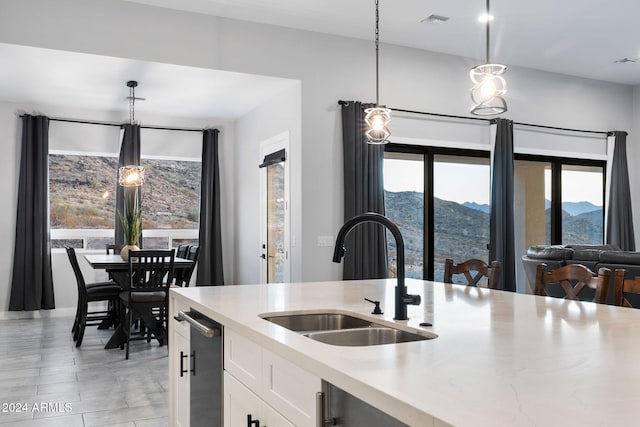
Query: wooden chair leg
125,306,132,360
114,299,121,328
72,298,80,336
75,302,88,347
120,302,126,351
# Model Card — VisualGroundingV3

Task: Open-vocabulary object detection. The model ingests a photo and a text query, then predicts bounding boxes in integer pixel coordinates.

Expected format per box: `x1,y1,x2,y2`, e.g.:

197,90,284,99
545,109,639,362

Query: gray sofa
521,244,640,306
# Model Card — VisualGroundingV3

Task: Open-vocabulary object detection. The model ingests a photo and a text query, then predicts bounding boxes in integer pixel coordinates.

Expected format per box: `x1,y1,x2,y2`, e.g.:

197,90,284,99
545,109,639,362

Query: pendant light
470,0,507,115
364,0,391,144
118,80,145,187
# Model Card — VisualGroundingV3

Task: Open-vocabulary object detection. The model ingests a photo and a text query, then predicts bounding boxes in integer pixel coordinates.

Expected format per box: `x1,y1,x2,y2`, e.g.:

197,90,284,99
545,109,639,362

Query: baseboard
0,307,76,320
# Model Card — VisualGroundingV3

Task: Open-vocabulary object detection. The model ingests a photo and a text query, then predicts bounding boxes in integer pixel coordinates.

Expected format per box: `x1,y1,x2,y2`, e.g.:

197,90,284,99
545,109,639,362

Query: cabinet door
224,372,263,427
262,403,295,427
224,329,262,392
174,331,191,427
262,349,320,426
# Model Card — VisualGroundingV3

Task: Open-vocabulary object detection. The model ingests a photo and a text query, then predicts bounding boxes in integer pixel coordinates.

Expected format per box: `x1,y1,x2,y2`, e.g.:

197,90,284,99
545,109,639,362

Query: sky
384,159,603,206
383,159,491,205
545,169,603,205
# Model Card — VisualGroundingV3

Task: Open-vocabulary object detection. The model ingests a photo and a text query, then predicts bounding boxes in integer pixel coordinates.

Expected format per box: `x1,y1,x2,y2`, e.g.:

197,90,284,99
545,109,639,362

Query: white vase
120,245,140,261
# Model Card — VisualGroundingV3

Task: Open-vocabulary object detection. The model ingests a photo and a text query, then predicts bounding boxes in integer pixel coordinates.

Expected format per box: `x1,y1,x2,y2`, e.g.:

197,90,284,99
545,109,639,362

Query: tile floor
0,316,169,426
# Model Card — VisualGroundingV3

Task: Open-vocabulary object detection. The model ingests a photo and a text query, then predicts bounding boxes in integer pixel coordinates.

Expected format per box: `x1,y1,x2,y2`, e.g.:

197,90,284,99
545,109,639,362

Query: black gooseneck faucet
332,212,421,320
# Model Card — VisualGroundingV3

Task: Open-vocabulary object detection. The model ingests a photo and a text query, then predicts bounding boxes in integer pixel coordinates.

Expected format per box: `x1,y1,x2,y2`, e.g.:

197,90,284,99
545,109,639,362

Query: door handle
247,414,261,426
176,311,219,338
179,351,188,377
316,392,341,426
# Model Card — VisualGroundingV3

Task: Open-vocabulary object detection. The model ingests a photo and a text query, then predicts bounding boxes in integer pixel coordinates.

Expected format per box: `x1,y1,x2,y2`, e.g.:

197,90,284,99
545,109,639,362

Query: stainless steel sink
262,313,373,333
305,327,436,346
262,311,438,346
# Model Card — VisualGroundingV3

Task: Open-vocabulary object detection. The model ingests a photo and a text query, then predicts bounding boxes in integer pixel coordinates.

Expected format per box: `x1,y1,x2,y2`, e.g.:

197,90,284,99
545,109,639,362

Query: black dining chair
176,244,190,259
106,243,125,255
120,249,175,359
175,245,200,287
172,244,191,287
66,247,122,347
103,243,126,315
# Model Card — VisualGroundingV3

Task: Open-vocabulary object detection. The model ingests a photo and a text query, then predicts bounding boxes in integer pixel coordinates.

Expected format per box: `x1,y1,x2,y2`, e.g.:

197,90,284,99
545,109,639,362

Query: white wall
0,103,22,316
0,0,637,295
234,84,302,285
0,100,235,315
632,85,640,246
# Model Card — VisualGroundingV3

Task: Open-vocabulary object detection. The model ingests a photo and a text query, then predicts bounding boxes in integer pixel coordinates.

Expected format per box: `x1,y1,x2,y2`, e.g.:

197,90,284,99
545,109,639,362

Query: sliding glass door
383,146,490,281
383,152,424,279
514,155,605,291
433,155,490,281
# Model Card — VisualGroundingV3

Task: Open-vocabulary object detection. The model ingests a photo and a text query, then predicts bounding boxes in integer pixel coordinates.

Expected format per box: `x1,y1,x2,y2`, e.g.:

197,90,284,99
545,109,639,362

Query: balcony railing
50,228,199,252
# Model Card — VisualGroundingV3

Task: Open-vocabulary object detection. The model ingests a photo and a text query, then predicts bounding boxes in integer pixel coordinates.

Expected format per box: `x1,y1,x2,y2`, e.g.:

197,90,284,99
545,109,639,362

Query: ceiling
3,0,638,120
0,43,298,120
127,0,640,85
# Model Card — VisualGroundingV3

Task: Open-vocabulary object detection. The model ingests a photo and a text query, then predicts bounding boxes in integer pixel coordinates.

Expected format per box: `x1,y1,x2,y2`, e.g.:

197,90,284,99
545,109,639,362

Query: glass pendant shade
470,63,507,115
365,106,391,144
119,165,145,187
365,0,390,145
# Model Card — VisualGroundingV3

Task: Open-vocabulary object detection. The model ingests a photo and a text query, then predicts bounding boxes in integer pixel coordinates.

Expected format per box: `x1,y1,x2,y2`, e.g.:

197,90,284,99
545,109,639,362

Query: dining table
84,253,194,349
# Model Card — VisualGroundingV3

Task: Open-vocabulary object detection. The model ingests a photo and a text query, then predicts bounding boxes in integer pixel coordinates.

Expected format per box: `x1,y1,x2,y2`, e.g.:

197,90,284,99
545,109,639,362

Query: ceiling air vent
614,57,638,63
420,14,450,24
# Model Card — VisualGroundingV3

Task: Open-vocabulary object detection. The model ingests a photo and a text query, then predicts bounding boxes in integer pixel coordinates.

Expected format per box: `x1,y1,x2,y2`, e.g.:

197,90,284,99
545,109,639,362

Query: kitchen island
169,279,640,426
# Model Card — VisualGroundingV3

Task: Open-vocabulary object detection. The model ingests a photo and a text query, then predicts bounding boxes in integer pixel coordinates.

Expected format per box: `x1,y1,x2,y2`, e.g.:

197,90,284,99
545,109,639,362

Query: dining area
68,244,198,359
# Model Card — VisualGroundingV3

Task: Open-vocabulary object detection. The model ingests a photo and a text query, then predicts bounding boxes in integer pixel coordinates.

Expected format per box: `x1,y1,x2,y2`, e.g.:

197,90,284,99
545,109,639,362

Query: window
433,155,490,281
560,165,604,244
514,156,604,248
140,158,201,249
514,155,605,291
384,145,490,282
383,152,424,279
50,153,118,249
49,152,201,250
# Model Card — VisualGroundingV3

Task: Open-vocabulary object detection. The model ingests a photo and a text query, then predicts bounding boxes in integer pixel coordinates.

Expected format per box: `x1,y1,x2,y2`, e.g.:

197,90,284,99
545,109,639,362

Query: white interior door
259,132,290,284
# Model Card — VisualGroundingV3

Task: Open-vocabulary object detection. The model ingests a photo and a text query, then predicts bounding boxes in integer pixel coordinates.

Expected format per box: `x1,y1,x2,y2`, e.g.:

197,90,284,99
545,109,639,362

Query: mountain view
385,190,603,280
49,154,201,251
50,154,201,231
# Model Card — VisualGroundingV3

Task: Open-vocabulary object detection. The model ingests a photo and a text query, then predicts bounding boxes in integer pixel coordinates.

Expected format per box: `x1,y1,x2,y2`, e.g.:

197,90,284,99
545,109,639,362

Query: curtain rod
19,115,209,133
337,100,612,136
511,121,610,136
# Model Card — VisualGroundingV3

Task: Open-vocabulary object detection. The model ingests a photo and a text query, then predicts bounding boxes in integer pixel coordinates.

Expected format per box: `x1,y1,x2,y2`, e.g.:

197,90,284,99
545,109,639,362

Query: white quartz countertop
171,279,640,427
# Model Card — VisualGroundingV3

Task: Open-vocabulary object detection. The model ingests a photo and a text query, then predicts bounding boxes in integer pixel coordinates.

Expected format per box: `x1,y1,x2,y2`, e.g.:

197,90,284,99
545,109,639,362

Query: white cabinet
224,372,294,427
169,297,192,427
261,401,296,427
224,328,321,427
173,331,191,427
170,296,321,427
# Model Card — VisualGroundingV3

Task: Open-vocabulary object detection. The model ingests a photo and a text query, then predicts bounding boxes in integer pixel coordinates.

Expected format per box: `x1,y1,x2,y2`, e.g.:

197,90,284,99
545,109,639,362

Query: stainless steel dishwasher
175,309,223,427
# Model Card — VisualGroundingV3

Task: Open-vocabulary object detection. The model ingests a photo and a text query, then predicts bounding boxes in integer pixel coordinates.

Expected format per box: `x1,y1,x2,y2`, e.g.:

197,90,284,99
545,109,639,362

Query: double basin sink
262,312,437,346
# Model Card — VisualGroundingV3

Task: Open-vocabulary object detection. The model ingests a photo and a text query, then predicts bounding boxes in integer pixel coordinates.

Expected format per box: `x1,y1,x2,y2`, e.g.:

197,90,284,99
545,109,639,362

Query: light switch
317,235,334,247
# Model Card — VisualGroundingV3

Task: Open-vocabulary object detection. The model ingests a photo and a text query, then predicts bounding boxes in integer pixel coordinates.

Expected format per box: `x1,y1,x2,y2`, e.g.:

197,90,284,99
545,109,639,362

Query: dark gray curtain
9,115,55,310
489,118,516,292
196,129,224,285
606,131,635,250
115,124,141,245
340,101,388,280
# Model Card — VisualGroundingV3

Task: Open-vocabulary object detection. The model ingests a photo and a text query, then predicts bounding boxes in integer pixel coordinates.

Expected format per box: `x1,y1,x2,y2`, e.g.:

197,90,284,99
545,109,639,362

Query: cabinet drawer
172,297,191,339
262,349,321,427
224,328,262,392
